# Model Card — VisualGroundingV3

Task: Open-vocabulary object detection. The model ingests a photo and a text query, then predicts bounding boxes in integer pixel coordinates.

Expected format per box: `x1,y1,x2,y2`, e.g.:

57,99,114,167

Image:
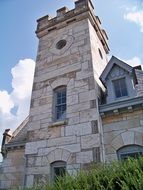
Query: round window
56,39,67,50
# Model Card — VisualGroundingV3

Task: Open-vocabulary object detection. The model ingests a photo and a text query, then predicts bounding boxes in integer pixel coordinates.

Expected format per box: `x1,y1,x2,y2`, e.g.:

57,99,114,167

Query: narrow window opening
98,48,103,59
54,86,66,121
91,120,99,134
90,99,97,109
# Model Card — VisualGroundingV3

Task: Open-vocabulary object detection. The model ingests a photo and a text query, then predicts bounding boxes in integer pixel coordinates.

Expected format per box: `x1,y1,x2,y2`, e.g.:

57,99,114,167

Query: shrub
13,157,143,190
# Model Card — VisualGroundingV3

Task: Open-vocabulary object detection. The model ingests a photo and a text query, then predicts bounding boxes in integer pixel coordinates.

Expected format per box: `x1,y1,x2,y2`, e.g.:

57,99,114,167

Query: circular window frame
49,35,74,55
56,39,67,50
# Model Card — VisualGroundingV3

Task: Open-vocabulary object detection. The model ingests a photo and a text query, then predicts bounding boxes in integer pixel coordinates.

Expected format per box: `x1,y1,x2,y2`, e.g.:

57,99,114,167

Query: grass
13,157,143,190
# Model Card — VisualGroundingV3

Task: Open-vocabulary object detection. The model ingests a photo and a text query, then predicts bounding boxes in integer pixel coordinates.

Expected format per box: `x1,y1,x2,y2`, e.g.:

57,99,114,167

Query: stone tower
24,0,109,187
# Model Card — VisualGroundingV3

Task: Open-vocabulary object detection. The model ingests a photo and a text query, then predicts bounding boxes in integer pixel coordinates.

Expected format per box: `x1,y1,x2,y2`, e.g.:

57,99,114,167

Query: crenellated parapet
36,0,109,53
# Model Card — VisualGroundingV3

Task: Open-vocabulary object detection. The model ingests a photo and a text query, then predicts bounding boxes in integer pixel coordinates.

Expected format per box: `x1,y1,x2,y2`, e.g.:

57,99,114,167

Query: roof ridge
12,116,29,138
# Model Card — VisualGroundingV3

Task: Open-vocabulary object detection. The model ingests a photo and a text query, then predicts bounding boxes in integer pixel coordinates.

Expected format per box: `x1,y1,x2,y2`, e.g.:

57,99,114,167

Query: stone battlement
36,0,109,53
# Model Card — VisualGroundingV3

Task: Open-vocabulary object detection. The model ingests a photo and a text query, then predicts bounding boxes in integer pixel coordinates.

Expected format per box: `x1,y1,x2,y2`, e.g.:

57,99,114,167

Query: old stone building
0,0,143,189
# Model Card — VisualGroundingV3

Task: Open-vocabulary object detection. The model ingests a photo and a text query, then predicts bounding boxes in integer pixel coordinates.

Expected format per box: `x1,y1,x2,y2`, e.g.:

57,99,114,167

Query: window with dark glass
54,86,66,121
113,78,128,98
56,40,67,50
117,145,143,160
51,161,66,182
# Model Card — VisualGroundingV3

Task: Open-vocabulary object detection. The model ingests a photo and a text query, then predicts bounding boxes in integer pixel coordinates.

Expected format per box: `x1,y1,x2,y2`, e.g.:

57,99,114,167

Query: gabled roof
100,56,133,84
6,116,29,147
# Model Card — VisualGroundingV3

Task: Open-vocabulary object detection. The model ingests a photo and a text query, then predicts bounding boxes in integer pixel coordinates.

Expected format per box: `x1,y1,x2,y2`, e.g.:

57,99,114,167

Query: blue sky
0,0,143,91
0,0,143,161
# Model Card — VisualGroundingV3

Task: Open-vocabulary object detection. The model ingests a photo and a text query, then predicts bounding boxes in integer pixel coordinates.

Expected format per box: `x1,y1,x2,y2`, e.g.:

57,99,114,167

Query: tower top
75,0,94,10
36,0,109,53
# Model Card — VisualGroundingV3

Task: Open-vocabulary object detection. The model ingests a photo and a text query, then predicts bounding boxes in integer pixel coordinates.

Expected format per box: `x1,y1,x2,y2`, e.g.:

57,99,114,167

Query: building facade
100,57,143,162
0,0,143,189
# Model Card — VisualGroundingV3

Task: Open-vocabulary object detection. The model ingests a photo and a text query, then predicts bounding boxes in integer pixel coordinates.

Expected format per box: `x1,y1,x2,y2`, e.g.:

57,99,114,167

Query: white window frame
54,86,67,121
117,145,143,160
51,161,67,182
112,77,128,99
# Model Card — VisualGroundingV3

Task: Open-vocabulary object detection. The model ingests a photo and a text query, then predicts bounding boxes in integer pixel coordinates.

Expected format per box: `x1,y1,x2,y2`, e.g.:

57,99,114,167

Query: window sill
49,119,68,128
114,95,129,101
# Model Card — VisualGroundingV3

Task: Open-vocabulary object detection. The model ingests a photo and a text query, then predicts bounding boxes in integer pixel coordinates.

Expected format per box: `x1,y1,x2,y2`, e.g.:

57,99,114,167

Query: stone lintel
48,119,68,128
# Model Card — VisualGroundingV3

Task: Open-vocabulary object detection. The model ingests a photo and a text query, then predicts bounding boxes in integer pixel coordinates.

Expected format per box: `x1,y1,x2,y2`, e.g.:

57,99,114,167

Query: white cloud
125,6,137,12
0,59,35,162
11,59,35,100
126,56,142,67
0,91,14,114
124,11,143,32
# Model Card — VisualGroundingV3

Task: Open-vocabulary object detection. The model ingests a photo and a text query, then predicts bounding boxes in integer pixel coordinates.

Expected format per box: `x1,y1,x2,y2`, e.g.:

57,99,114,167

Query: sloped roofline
100,56,133,83
12,116,29,138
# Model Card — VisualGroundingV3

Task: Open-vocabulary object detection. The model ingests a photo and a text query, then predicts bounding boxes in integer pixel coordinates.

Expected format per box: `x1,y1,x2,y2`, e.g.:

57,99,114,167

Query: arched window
117,145,143,160
51,161,66,182
54,86,66,121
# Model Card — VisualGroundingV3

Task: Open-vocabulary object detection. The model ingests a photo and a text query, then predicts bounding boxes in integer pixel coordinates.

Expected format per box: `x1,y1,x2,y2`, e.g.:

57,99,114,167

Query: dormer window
113,78,128,98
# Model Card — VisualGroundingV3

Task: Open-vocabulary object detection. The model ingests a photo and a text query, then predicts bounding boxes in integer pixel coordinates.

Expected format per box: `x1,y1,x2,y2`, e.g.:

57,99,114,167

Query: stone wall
24,0,109,187
0,148,25,189
135,69,143,96
102,109,143,162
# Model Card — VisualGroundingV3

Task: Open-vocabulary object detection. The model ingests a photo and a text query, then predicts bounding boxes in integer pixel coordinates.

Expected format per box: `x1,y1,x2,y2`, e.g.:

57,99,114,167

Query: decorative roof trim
100,56,133,84
4,141,26,149
99,96,143,114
